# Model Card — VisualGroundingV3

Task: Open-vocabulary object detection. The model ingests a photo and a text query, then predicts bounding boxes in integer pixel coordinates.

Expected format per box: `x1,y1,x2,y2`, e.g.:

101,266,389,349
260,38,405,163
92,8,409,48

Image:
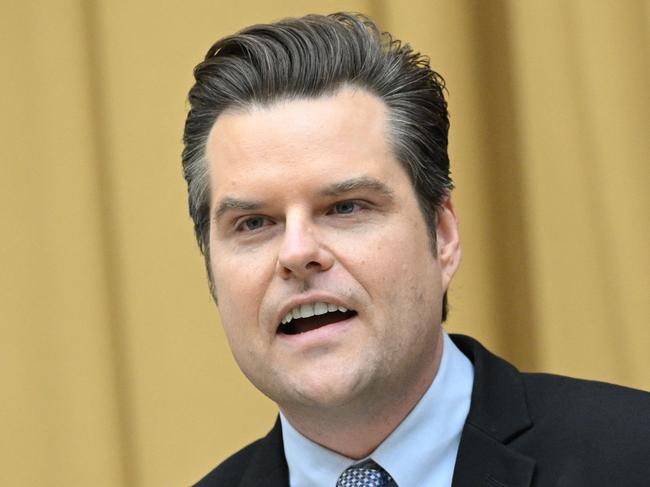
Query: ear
436,197,461,290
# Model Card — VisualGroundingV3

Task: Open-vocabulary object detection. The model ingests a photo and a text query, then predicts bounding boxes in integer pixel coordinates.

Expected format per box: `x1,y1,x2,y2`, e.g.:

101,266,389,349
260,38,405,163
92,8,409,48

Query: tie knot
336,460,395,487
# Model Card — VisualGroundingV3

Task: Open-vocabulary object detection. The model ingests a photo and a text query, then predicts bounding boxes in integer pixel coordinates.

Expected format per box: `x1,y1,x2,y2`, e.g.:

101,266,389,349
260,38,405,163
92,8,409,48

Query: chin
277,366,374,411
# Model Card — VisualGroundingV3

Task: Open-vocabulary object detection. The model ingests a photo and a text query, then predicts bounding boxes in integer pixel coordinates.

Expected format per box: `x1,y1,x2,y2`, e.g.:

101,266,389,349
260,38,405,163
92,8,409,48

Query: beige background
2,1,648,485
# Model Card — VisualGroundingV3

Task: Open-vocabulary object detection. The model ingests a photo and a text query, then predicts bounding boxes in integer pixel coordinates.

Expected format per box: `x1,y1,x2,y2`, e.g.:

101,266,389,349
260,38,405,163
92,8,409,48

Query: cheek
346,226,434,289
211,241,274,294
354,226,442,330
210,258,250,319
210,246,277,331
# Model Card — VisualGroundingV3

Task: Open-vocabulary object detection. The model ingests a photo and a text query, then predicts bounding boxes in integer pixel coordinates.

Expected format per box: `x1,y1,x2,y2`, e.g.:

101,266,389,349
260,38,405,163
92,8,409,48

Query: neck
281,331,444,459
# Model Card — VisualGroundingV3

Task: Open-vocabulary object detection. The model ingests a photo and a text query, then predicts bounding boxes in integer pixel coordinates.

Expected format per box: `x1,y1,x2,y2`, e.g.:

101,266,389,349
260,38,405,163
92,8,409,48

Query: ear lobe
436,197,461,289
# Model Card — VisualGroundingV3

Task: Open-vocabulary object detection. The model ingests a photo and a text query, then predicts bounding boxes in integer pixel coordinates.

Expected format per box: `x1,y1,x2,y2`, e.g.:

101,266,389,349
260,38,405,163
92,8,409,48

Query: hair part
182,12,453,320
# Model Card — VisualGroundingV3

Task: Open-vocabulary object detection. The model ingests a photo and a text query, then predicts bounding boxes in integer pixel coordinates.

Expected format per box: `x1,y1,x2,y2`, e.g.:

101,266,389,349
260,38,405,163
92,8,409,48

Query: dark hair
182,12,453,320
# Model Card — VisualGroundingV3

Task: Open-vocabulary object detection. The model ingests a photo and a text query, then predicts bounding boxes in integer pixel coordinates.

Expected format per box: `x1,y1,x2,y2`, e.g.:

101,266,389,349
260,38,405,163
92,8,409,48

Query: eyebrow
214,197,263,222
319,176,395,200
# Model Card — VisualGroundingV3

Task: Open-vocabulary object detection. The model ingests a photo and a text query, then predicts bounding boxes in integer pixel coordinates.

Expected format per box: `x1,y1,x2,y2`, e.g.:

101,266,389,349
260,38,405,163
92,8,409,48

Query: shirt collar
280,331,474,487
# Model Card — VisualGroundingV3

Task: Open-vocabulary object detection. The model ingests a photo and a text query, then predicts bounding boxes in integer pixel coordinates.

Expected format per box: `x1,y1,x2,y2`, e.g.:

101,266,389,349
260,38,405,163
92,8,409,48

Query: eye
236,216,270,232
331,201,359,215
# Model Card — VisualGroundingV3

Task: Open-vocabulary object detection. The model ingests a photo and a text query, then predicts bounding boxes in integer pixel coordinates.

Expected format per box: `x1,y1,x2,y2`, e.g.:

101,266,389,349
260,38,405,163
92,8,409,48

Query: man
182,12,649,487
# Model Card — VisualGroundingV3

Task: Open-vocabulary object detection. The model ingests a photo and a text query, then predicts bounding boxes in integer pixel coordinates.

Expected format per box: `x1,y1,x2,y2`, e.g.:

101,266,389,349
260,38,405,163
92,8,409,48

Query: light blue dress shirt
280,331,474,486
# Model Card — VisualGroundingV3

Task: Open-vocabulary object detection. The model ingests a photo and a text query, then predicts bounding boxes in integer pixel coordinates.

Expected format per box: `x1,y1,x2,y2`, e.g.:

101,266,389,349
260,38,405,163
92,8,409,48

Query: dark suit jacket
194,334,650,486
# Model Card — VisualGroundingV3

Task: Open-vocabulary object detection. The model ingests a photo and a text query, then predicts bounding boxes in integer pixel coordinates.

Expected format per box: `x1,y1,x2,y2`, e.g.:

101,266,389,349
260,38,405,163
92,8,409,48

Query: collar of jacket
451,334,535,487
235,416,288,487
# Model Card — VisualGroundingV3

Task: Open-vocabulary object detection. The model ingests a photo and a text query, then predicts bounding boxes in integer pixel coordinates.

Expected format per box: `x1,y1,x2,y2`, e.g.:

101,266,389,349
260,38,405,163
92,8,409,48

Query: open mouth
278,302,357,335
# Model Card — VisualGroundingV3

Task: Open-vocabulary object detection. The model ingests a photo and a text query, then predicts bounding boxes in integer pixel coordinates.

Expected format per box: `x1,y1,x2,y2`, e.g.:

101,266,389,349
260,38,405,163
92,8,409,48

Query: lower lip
276,314,356,346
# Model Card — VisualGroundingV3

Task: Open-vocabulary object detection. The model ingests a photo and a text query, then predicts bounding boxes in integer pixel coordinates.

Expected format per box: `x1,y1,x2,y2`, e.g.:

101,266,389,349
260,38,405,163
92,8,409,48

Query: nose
277,214,334,280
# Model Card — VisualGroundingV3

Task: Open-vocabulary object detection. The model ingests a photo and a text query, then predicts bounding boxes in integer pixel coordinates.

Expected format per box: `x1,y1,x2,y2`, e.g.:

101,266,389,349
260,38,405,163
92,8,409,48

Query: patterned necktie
336,459,396,487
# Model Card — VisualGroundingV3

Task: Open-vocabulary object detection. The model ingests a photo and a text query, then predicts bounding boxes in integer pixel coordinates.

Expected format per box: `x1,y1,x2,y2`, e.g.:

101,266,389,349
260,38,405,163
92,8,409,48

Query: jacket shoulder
522,372,650,427
518,373,650,484
451,334,650,484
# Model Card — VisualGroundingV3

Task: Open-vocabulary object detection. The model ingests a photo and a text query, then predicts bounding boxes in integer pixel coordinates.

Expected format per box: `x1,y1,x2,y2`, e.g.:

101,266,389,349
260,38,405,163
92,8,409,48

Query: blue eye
239,216,267,231
333,201,357,214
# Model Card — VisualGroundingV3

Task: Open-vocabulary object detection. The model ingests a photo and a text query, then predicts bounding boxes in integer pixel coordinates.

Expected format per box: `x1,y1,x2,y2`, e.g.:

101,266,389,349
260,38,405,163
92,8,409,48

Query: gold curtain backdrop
2,1,648,485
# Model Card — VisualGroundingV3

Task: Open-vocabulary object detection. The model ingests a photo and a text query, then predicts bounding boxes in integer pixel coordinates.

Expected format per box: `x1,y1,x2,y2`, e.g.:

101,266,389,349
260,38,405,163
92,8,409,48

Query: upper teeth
281,302,348,324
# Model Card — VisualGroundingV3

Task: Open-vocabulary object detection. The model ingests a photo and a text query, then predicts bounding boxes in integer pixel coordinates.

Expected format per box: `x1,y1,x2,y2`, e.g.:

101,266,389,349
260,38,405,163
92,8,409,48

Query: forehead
205,87,403,202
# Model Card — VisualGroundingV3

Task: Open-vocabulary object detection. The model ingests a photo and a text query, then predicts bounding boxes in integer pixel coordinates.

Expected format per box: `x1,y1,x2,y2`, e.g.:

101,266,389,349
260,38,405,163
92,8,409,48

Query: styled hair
182,12,453,320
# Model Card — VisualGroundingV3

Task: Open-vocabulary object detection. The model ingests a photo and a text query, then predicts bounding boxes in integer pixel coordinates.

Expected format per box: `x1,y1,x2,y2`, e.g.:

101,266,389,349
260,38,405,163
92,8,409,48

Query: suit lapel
452,424,535,487
239,417,290,487
450,335,536,487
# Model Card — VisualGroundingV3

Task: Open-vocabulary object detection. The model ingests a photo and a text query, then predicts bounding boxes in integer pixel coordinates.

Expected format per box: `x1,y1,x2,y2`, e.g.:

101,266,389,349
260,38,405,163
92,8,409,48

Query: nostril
278,257,328,279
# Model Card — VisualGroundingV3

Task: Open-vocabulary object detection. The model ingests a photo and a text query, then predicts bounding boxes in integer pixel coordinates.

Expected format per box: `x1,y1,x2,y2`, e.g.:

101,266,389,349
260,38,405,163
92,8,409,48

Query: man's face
206,87,460,414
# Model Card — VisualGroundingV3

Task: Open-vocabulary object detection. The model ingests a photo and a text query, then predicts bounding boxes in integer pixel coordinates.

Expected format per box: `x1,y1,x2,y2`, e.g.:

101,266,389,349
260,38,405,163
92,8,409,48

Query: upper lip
275,293,354,329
